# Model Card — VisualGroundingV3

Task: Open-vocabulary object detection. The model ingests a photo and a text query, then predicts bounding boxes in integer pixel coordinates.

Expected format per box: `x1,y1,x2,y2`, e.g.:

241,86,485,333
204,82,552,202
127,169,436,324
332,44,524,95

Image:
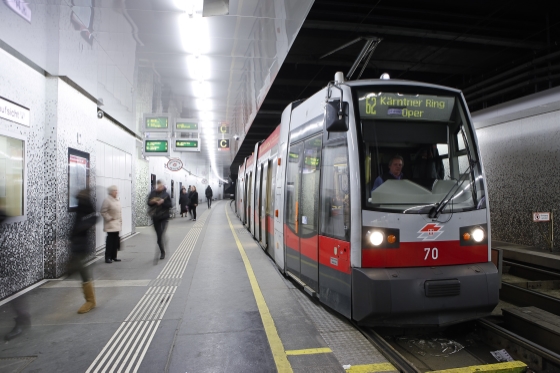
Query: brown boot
78,281,96,314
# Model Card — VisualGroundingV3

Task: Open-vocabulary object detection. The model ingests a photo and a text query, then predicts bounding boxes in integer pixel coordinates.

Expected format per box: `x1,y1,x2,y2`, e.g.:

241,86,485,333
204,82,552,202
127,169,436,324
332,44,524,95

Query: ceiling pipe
468,73,560,106
463,50,560,95
465,64,560,101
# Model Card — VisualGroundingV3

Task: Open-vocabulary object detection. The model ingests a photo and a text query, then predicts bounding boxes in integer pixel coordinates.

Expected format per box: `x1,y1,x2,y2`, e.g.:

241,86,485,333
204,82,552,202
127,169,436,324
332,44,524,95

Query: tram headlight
472,227,485,242
369,231,384,246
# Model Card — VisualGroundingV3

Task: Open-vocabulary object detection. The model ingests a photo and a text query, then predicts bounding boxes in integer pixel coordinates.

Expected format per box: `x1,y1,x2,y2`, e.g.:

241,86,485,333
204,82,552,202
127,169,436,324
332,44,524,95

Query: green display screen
145,117,168,129
176,122,198,130
145,140,168,153
176,140,199,148
358,92,455,122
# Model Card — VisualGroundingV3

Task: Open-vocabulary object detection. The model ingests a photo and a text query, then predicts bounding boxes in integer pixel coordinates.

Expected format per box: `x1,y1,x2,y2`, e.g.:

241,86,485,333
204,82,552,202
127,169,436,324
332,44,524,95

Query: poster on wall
68,148,90,211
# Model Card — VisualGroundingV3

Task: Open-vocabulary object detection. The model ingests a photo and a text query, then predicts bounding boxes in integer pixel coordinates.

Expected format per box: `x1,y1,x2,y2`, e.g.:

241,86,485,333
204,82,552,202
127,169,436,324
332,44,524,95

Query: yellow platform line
345,363,398,372
285,347,332,355
225,206,293,373
427,361,527,373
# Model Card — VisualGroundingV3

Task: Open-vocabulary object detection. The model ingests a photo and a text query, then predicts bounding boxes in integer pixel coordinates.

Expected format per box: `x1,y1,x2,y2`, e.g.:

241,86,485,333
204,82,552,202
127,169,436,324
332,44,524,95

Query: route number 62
424,247,439,260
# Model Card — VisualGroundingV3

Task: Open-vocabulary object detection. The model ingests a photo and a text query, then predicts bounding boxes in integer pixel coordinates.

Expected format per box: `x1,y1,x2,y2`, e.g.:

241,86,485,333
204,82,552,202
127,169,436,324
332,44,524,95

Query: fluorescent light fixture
196,99,212,111
193,81,211,98
199,111,214,121
186,55,211,80
175,0,203,17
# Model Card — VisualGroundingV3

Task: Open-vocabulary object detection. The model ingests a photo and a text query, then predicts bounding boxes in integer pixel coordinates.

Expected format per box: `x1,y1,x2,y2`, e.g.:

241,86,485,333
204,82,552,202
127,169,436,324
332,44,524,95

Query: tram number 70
424,247,439,260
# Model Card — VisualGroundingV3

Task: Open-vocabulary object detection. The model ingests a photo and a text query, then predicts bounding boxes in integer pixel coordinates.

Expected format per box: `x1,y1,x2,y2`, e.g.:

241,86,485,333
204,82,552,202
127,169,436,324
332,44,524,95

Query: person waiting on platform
147,180,172,260
205,185,213,209
179,187,189,217
188,186,199,221
371,155,405,192
100,185,122,263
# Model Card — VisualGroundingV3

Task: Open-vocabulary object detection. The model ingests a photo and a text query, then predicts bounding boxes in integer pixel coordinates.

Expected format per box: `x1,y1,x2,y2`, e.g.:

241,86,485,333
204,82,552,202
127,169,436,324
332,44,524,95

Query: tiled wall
476,109,560,251
0,49,46,299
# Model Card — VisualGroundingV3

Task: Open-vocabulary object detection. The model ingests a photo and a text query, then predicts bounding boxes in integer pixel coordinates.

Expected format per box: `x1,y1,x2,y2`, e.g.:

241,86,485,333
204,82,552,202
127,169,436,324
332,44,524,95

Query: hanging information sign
174,139,200,152
167,158,183,172
175,118,199,133
144,139,170,156
142,114,170,133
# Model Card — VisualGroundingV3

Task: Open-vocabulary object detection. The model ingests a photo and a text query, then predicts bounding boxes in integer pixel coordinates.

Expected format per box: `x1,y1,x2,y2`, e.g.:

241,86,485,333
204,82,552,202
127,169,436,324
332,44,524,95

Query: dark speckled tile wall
0,49,46,299
476,111,560,251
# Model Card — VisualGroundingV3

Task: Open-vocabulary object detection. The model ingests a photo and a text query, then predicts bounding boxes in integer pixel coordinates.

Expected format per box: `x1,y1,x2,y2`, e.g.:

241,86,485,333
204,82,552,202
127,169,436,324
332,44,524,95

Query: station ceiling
231,0,560,175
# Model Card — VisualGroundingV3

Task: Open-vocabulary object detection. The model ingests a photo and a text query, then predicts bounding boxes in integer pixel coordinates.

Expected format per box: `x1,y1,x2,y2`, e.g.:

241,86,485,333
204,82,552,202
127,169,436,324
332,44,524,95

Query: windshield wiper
428,161,476,219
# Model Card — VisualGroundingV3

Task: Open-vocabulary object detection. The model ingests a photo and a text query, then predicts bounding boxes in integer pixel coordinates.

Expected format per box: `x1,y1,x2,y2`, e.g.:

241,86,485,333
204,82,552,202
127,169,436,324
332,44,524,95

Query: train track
355,319,560,373
501,260,560,316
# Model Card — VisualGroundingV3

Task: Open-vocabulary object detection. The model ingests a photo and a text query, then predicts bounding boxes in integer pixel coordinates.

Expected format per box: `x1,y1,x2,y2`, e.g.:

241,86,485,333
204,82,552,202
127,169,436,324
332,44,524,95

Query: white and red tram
236,73,499,326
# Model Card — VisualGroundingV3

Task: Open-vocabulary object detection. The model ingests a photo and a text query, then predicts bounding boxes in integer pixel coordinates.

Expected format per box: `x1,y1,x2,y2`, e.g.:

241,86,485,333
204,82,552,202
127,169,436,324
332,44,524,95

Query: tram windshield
356,87,486,214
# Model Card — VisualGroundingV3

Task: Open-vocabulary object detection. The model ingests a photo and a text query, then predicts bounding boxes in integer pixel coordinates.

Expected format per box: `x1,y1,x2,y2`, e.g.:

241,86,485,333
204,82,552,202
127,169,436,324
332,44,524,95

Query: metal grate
425,279,461,297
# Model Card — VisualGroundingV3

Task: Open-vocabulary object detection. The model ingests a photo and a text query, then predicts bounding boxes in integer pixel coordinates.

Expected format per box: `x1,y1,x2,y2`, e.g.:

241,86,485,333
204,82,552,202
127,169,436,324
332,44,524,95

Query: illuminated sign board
175,139,200,152
144,139,169,156
218,139,230,151
176,121,198,131
142,115,170,132
358,92,455,122
218,124,229,134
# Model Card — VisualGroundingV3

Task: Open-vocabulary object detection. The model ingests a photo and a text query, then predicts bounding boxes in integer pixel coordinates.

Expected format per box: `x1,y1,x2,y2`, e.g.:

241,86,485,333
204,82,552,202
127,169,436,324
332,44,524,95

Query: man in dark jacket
147,180,172,259
205,185,213,208
69,188,98,314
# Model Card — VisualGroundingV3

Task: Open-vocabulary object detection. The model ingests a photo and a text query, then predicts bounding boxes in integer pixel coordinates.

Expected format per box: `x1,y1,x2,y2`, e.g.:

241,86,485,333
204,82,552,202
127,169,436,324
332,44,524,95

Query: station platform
0,201,395,373
493,240,560,271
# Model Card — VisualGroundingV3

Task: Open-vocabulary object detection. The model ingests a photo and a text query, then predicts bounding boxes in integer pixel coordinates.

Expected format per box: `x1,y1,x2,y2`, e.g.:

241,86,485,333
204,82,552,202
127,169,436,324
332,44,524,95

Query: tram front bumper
352,262,499,327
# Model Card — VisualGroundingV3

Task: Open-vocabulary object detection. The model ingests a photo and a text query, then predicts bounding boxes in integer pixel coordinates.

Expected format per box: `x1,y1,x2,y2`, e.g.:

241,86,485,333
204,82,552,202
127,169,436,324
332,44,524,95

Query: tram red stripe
362,241,488,268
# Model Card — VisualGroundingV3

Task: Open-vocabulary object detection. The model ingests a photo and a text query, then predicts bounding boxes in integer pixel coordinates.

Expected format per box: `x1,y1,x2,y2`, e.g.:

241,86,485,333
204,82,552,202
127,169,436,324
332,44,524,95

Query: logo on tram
418,223,444,241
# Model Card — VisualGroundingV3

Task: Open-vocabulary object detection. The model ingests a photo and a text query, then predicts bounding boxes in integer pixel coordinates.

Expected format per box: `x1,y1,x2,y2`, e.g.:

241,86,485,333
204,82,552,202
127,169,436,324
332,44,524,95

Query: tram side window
320,142,350,241
0,135,24,217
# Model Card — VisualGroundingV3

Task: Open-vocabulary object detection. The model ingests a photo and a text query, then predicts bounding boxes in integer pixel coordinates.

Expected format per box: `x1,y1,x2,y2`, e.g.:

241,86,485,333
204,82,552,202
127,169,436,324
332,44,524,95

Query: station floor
0,201,395,373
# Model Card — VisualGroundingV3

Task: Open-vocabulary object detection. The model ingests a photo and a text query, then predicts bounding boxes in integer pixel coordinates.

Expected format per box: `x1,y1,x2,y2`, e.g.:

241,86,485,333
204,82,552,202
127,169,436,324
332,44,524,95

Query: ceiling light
193,81,211,98
199,111,213,121
196,99,212,111
186,55,211,80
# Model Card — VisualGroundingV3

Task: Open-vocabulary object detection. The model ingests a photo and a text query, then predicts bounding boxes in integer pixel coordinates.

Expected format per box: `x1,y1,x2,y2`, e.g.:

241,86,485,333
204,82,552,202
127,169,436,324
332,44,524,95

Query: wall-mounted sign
218,124,229,134
174,139,200,152
144,139,170,156
142,114,170,132
533,212,551,222
68,148,90,212
3,0,31,22
167,158,183,172
218,139,230,151
0,96,30,127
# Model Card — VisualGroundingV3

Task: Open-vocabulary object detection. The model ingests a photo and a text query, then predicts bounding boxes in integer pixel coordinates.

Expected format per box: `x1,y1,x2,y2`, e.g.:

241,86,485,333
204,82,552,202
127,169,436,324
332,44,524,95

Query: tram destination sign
358,92,455,122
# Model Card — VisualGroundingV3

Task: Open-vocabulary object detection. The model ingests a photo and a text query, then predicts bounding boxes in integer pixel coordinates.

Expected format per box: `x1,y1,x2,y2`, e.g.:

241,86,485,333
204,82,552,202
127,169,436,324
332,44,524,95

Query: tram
236,72,499,326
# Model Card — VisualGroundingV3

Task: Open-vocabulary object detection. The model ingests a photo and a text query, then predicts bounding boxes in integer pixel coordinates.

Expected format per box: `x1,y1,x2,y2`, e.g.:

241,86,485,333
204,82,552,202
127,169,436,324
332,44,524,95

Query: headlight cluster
460,225,486,245
366,229,398,247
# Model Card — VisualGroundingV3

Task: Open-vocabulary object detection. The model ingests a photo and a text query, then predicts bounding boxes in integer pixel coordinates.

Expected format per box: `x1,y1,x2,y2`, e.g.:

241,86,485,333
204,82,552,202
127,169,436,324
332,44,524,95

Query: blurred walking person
100,185,122,263
205,185,213,208
147,180,172,259
189,186,199,221
69,188,98,314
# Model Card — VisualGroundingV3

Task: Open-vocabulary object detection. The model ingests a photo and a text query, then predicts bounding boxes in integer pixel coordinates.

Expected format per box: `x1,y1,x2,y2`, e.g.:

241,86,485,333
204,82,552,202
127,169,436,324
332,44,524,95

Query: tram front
349,81,499,326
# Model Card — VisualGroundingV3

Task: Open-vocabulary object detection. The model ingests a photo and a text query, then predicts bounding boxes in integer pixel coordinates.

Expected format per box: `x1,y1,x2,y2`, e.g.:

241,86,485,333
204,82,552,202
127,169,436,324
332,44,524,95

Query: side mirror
325,100,349,132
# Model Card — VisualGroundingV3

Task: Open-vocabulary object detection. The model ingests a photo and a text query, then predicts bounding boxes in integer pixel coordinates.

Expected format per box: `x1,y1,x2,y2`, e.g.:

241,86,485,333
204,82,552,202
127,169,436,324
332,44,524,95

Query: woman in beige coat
100,185,122,263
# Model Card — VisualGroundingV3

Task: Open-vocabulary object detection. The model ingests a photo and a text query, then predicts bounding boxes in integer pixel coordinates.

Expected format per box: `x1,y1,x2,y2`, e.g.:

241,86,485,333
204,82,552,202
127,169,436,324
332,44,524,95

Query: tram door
260,161,268,247
285,135,322,291
247,172,253,230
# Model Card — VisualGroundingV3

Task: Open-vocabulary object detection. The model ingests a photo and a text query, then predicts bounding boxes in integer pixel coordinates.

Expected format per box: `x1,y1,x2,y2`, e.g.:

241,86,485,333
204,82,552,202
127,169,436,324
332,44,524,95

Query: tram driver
371,155,404,192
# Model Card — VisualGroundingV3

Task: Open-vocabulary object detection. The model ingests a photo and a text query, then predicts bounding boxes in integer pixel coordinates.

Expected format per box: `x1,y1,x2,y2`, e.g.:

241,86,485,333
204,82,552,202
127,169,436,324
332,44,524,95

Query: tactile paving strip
292,289,392,368
86,208,211,373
